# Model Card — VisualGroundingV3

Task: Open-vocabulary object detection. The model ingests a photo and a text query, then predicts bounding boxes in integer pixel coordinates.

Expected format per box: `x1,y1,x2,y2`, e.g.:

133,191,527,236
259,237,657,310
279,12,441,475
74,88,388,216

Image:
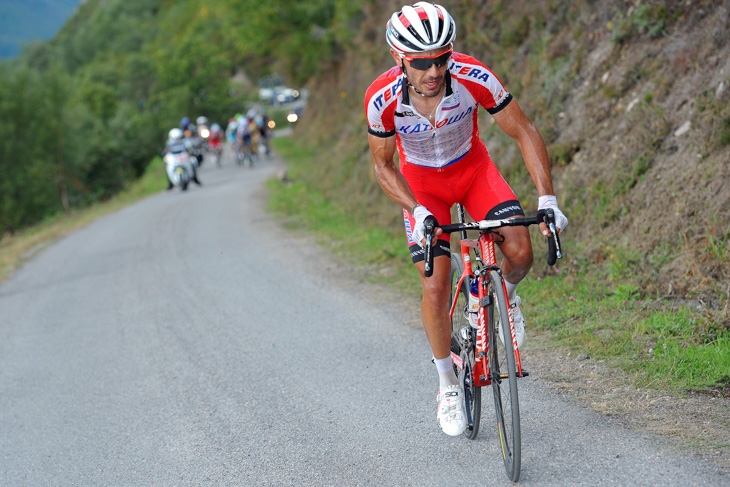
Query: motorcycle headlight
200,129,210,138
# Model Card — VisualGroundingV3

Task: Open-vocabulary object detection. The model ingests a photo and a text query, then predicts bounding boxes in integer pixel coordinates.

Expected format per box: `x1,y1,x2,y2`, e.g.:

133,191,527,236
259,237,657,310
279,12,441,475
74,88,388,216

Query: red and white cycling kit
365,52,524,262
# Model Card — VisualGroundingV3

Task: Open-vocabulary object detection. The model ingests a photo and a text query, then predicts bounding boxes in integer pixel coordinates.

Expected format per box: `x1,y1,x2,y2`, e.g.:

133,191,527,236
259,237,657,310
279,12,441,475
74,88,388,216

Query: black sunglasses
403,49,452,71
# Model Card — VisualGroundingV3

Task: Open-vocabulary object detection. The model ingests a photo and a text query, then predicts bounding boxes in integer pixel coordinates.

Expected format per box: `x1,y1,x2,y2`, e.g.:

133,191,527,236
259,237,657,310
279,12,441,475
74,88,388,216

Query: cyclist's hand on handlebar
538,195,568,236
412,205,442,248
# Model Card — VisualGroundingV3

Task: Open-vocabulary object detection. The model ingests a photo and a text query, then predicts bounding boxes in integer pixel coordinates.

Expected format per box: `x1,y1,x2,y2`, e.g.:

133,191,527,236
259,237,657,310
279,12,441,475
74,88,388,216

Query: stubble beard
415,76,444,97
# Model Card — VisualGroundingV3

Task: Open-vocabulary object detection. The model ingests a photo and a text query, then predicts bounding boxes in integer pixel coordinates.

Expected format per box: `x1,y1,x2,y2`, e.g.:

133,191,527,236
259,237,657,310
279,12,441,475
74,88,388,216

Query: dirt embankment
520,2,730,466
551,1,730,304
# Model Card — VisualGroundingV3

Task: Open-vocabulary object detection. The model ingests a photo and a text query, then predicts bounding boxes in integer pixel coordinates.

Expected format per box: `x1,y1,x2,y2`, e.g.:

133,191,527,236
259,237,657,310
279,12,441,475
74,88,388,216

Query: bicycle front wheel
487,270,521,481
449,253,481,440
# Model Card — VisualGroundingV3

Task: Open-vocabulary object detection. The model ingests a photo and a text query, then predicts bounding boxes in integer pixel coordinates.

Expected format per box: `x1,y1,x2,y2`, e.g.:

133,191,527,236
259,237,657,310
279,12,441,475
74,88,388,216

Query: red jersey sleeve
364,67,403,138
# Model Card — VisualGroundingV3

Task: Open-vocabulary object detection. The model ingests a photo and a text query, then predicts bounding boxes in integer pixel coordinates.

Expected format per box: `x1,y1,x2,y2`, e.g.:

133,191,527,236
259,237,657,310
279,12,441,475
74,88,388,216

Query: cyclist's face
391,46,451,97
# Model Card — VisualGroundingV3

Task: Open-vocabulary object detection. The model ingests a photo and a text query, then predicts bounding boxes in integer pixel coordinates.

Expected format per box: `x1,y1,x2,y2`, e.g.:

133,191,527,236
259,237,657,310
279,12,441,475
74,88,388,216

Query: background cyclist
364,2,568,437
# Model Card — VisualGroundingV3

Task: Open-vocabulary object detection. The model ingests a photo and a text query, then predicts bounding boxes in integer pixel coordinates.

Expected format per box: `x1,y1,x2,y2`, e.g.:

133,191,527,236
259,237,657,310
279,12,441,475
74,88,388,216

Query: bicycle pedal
487,371,530,380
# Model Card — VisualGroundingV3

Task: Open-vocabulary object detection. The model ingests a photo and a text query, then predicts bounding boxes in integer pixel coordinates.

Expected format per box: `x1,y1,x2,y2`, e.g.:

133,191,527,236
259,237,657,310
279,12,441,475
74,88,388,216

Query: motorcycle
164,145,198,191
197,124,210,152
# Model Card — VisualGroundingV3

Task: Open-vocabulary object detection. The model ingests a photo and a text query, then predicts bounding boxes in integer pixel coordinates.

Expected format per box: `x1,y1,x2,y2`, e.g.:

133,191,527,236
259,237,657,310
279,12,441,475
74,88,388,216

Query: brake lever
552,228,563,260
543,209,563,265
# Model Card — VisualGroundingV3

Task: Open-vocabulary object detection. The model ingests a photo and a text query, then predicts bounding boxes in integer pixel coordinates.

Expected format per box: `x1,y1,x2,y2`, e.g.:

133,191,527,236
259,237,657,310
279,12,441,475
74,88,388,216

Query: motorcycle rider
164,128,201,189
183,123,204,168
196,116,211,150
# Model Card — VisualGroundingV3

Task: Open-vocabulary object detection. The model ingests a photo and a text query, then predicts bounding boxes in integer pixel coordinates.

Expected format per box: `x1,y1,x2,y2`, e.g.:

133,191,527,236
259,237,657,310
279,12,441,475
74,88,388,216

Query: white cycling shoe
437,385,467,436
498,295,526,349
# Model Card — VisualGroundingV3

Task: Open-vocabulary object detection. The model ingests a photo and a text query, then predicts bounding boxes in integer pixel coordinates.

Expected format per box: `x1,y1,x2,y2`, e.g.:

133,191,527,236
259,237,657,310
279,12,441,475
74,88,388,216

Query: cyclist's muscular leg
415,254,453,359
496,225,533,285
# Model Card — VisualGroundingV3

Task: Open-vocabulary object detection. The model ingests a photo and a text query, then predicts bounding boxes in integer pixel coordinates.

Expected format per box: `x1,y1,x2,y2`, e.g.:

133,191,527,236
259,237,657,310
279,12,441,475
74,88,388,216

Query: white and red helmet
386,2,456,54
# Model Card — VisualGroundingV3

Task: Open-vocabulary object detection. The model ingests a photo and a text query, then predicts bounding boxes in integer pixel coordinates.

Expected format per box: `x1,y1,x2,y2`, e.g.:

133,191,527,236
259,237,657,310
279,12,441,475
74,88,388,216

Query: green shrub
612,4,672,44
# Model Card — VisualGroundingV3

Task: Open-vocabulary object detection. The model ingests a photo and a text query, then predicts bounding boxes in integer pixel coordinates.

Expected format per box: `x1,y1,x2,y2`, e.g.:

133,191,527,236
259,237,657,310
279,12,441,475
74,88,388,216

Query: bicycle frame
448,215,524,387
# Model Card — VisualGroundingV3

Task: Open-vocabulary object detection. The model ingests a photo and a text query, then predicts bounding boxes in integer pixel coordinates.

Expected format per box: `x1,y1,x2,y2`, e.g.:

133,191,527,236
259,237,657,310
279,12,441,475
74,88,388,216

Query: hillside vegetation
0,0,356,232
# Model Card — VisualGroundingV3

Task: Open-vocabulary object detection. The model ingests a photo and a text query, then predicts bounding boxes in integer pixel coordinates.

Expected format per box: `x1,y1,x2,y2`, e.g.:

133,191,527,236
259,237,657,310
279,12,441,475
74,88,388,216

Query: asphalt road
1,149,726,486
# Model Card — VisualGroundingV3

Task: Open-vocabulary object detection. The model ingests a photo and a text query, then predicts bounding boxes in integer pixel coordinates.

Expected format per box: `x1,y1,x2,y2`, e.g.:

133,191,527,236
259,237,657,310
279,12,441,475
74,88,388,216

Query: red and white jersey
364,52,512,168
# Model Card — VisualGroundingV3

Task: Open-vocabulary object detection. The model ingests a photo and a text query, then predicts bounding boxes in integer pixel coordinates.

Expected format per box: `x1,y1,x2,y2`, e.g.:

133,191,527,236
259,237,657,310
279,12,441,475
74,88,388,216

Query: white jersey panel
364,53,512,169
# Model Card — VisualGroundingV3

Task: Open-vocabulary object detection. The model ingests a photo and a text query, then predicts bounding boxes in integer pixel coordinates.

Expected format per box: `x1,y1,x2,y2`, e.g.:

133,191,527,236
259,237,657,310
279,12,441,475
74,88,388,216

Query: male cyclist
364,2,568,437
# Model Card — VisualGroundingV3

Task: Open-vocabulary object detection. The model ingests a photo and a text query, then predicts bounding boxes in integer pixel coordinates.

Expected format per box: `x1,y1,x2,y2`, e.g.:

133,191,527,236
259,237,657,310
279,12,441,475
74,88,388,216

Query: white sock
504,279,518,304
433,356,458,388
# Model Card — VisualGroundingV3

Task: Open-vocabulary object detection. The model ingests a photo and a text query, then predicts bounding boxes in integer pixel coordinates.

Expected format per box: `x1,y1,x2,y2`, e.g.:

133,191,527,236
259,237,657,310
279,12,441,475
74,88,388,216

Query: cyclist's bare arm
492,100,557,235
368,133,421,216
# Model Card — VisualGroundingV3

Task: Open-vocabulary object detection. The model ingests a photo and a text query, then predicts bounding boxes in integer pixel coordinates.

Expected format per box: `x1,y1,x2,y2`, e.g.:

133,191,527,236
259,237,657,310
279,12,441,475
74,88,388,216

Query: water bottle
468,278,480,327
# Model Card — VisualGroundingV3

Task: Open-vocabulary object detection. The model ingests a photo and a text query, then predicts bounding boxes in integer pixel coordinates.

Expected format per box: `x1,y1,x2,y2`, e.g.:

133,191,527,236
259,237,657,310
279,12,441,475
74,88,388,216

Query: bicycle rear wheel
449,253,481,439
487,270,521,481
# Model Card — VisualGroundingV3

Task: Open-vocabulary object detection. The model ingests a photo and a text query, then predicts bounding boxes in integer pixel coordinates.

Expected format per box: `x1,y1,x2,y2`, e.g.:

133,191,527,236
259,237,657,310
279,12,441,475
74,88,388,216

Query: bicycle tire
487,269,521,482
449,253,481,440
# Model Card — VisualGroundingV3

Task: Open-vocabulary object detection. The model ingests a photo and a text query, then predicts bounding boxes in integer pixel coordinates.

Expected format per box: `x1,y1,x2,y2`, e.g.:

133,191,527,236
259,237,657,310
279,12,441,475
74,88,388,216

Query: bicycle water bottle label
469,279,480,328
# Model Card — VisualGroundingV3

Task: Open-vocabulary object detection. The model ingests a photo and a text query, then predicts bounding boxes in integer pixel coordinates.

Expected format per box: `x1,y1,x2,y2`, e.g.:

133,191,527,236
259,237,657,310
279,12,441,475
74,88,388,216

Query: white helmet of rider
168,128,184,140
196,116,208,126
386,2,456,54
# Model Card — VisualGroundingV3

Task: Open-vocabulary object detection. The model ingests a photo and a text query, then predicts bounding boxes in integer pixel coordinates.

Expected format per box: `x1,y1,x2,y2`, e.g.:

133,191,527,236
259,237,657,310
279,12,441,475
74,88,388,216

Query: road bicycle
424,206,562,482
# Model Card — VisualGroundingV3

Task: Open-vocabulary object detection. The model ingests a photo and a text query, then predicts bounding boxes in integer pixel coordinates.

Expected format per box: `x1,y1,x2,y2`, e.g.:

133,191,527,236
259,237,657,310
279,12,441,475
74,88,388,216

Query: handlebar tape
547,235,558,266
423,215,438,278
543,208,560,266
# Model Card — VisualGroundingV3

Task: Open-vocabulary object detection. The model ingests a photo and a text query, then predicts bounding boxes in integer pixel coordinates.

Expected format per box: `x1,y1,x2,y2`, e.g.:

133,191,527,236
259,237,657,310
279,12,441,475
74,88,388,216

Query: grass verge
268,137,729,397
0,157,168,283
523,254,729,394
267,137,421,296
